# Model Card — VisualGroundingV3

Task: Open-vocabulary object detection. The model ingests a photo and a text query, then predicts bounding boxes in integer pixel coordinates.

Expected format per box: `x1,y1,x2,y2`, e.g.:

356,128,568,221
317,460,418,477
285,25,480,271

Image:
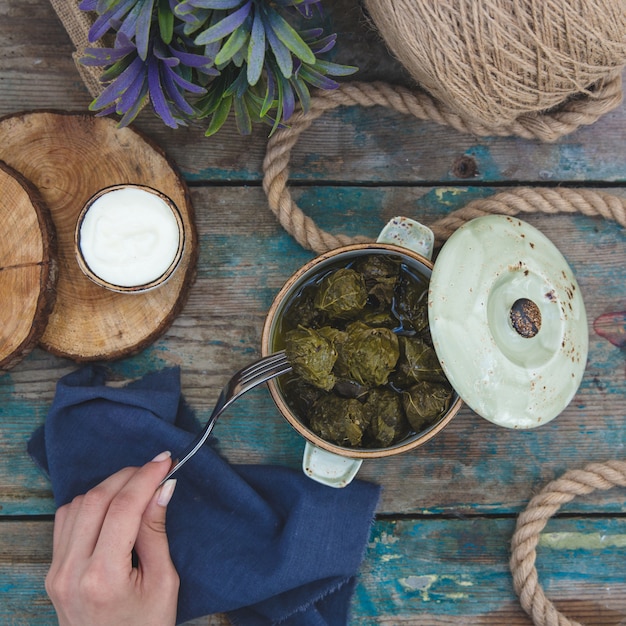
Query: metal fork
159,350,291,485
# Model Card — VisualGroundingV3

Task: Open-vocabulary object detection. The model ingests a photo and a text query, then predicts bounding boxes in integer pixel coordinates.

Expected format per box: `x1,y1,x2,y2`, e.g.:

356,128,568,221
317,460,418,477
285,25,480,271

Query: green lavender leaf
246,9,265,86
158,0,174,43
205,94,233,136
99,53,135,82
233,91,252,134
136,0,156,61
298,64,338,89
194,0,251,45
264,18,292,77
264,7,315,64
260,70,276,117
118,84,149,126
269,67,285,135
290,73,311,112
214,22,250,65
313,58,358,77
189,0,242,8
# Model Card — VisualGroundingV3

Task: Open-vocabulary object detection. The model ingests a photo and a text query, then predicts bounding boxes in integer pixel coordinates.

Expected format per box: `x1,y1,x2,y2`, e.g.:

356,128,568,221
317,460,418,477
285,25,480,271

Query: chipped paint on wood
539,531,626,551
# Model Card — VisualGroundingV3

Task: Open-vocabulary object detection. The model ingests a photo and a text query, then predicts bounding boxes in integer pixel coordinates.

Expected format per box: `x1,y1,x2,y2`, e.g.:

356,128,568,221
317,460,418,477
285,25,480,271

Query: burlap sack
50,0,103,98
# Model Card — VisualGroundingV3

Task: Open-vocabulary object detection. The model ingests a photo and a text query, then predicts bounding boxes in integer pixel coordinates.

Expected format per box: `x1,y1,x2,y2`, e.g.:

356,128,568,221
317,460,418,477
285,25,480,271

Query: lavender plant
79,0,356,135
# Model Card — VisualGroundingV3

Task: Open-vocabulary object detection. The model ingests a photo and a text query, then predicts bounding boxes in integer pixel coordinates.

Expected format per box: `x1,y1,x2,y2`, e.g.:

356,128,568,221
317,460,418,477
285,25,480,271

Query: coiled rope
262,81,626,254
510,460,626,626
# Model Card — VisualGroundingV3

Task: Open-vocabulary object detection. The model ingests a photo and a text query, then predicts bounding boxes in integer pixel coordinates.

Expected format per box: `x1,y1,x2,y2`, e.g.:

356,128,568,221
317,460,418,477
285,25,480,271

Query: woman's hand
45,452,180,626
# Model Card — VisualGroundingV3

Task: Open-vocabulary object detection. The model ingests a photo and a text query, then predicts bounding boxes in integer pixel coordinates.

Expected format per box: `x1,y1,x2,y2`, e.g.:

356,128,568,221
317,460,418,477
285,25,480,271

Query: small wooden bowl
75,184,185,294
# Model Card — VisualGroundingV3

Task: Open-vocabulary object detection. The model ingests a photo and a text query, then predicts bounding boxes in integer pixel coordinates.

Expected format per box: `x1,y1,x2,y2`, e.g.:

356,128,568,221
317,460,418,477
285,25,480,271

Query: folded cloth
28,366,381,626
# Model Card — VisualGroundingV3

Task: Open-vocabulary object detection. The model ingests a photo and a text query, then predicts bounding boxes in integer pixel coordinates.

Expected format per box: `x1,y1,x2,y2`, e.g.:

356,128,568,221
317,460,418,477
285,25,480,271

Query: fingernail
151,451,171,463
157,479,177,507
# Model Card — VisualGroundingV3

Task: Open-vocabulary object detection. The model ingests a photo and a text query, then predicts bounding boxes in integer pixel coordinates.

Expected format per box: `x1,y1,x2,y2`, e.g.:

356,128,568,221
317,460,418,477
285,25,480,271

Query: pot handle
302,217,434,488
303,442,363,488
376,216,435,260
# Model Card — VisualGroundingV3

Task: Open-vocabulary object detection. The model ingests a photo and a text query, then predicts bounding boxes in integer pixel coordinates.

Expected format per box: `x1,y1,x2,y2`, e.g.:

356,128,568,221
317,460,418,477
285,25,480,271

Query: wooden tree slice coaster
0,112,198,361
0,161,58,371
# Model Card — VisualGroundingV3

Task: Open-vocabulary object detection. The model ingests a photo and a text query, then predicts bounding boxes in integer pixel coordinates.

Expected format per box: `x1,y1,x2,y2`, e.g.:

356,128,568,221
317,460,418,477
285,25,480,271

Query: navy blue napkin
28,366,380,626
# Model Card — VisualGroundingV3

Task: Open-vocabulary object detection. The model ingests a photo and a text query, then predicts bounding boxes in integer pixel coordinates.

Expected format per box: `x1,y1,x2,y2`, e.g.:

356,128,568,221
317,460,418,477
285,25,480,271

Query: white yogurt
78,187,182,289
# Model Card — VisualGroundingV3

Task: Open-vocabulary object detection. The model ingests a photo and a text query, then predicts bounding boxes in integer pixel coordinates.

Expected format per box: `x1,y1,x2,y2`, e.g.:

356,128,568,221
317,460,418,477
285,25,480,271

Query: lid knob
510,298,541,339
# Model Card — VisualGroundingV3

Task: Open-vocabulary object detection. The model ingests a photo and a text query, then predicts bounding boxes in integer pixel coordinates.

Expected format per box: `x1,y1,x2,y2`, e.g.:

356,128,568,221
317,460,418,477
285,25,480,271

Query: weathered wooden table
1,1,625,624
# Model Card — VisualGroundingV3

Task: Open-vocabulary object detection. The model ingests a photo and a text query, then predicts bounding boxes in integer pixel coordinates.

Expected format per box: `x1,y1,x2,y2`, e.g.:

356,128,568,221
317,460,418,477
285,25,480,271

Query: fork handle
158,410,220,486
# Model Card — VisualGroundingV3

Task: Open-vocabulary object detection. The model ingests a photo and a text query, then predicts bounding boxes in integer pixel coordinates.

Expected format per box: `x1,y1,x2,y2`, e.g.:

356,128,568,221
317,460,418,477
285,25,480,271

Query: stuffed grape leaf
313,268,368,318
352,254,399,307
363,388,410,447
284,327,337,391
334,321,399,386
394,336,447,386
395,273,429,334
402,381,452,432
309,396,370,447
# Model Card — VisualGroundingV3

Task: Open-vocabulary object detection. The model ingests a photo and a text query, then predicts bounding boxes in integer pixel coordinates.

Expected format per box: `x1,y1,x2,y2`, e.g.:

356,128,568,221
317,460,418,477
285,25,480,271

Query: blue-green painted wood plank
353,516,626,625
2,185,626,516
2,517,625,625
145,96,626,185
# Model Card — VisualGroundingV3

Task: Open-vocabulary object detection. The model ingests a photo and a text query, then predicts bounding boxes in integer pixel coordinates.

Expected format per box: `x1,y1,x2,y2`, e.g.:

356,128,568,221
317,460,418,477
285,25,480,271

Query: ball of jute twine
510,460,626,626
262,80,626,254
363,0,626,129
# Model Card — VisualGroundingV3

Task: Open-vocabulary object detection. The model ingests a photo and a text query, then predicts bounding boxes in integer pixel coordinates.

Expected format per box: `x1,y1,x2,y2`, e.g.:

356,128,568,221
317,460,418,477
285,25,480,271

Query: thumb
134,479,177,575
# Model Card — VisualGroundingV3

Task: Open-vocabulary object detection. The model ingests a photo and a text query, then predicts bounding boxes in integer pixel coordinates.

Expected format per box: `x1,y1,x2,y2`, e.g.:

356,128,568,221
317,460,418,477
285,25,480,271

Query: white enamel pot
261,216,588,488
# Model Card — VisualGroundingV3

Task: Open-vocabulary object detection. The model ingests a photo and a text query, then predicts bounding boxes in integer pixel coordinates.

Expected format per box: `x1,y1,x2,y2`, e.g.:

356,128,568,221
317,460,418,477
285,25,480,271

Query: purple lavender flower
79,0,356,134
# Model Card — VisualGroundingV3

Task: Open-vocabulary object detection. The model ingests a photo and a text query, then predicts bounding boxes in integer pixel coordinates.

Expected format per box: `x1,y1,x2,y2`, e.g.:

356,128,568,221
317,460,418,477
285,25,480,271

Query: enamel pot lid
427,215,588,429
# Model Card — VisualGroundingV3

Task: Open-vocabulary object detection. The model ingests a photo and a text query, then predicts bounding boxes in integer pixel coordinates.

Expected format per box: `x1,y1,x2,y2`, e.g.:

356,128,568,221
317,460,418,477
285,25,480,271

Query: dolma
335,321,400,387
284,327,337,391
394,336,447,386
395,273,429,334
309,396,370,447
352,254,399,307
402,380,453,432
282,288,322,330
282,377,325,419
364,388,410,447
313,268,368,319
